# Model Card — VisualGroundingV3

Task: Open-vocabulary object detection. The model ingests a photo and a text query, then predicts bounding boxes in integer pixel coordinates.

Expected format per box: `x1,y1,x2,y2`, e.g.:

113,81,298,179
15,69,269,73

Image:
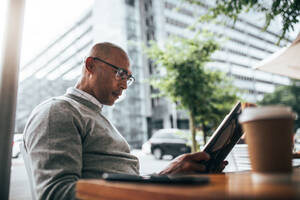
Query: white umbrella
255,32,300,80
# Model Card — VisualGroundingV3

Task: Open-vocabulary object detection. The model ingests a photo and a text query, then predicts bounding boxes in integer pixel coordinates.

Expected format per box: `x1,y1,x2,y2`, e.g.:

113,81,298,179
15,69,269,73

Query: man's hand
158,152,228,175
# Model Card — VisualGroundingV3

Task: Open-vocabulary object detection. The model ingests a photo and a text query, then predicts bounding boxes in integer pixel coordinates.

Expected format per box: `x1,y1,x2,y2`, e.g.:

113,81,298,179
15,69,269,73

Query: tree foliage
259,80,300,130
145,35,239,152
184,0,300,42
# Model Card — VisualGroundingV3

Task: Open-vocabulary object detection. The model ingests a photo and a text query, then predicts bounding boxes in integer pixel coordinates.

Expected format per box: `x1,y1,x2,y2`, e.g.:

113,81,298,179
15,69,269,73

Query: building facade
16,0,293,147
17,1,151,148
147,0,292,131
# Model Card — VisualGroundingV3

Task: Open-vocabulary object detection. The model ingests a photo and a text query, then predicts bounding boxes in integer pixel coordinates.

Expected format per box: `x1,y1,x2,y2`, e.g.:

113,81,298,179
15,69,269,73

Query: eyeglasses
92,57,135,86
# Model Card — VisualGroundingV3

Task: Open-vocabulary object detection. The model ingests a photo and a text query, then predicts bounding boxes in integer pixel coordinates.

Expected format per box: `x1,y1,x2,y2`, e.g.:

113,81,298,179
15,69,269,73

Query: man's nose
120,79,127,90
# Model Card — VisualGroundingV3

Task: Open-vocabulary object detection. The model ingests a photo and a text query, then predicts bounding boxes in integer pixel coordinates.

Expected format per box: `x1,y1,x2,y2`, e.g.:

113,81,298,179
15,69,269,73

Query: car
142,129,191,160
12,133,23,158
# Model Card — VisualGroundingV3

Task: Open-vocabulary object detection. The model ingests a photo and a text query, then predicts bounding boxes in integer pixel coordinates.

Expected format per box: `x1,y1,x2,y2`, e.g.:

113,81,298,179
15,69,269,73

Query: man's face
90,49,131,105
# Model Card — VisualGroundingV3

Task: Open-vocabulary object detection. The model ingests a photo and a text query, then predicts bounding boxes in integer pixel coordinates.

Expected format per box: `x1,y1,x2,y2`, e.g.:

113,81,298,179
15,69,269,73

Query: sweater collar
66,87,103,112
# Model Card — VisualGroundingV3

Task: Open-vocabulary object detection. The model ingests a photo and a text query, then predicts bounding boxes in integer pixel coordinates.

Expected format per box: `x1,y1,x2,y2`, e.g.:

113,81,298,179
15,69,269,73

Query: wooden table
76,168,300,200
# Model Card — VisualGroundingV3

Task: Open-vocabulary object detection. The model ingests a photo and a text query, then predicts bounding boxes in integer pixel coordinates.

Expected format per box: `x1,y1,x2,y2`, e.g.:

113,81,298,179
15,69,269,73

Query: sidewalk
10,157,31,200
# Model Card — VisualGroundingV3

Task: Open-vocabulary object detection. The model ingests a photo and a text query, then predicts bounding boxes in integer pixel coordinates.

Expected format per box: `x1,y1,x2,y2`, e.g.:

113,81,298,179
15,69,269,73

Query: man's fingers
216,160,229,173
185,161,207,173
220,160,228,170
187,152,210,162
159,152,212,175
173,160,207,174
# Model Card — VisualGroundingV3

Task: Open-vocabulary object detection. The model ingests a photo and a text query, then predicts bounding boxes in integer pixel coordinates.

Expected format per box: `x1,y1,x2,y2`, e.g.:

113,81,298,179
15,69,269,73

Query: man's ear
85,57,95,74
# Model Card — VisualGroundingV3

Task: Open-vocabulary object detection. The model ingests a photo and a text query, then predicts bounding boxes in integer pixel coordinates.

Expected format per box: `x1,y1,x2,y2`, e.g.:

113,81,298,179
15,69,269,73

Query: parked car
142,129,191,159
12,133,23,158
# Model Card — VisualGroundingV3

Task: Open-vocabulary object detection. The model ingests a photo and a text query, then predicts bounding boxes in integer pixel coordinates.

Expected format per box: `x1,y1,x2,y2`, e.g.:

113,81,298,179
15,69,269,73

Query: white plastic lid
239,106,296,123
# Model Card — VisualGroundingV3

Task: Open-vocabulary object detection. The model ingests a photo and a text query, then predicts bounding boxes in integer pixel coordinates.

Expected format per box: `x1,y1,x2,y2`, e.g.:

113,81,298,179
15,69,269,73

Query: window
125,0,135,7
152,119,163,130
177,119,189,129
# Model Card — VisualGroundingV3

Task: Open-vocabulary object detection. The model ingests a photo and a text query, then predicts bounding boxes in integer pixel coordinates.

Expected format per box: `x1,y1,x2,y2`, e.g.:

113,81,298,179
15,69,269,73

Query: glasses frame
92,57,135,86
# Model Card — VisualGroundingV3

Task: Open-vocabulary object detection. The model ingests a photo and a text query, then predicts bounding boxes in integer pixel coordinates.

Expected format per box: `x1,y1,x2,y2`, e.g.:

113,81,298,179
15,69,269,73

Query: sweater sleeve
24,100,84,200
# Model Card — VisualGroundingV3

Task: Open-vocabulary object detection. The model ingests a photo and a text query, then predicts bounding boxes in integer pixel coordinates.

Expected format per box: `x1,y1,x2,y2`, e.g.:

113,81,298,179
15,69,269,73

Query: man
24,42,226,200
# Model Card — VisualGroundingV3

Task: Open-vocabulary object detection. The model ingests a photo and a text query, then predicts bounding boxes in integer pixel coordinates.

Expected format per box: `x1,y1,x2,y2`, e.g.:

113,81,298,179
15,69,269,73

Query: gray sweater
24,94,139,200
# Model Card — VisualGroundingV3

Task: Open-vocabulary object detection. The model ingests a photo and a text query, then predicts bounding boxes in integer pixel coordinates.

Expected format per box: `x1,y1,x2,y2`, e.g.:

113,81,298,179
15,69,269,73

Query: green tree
145,35,239,152
259,80,300,130
184,0,300,42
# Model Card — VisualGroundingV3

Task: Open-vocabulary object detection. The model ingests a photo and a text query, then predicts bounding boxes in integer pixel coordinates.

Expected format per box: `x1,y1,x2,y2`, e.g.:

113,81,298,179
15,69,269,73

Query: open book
202,102,243,172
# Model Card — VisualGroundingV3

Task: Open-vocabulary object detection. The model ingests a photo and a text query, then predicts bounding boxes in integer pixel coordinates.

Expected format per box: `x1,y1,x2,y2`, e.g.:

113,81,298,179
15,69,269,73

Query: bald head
89,42,129,61
80,42,131,77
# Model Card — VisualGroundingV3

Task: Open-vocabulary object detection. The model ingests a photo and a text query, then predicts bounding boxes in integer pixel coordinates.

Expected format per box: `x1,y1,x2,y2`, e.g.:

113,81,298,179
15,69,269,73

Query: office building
149,0,292,130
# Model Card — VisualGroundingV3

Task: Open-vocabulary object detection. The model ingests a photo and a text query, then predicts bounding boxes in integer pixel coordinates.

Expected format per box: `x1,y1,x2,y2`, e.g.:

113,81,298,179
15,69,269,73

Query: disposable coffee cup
239,106,296,179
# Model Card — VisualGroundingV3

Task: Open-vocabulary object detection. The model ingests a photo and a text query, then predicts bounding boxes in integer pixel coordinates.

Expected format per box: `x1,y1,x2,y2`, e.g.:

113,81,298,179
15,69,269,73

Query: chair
230,144,252,171
19,142,37,200
230,144,300,170
293,152,300,167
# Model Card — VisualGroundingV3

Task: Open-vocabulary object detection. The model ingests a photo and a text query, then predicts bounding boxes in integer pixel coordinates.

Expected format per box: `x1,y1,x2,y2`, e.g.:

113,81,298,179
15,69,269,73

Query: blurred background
1,0,300,199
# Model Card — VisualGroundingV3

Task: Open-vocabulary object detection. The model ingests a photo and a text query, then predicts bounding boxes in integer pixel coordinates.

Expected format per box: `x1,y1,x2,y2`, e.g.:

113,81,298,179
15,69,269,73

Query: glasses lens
115,70,135,86
127,77,134,86
116,70,126,79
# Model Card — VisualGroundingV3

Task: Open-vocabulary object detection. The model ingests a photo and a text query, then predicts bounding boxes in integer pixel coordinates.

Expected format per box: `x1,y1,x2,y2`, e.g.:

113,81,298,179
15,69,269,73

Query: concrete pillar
0,0,25,199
